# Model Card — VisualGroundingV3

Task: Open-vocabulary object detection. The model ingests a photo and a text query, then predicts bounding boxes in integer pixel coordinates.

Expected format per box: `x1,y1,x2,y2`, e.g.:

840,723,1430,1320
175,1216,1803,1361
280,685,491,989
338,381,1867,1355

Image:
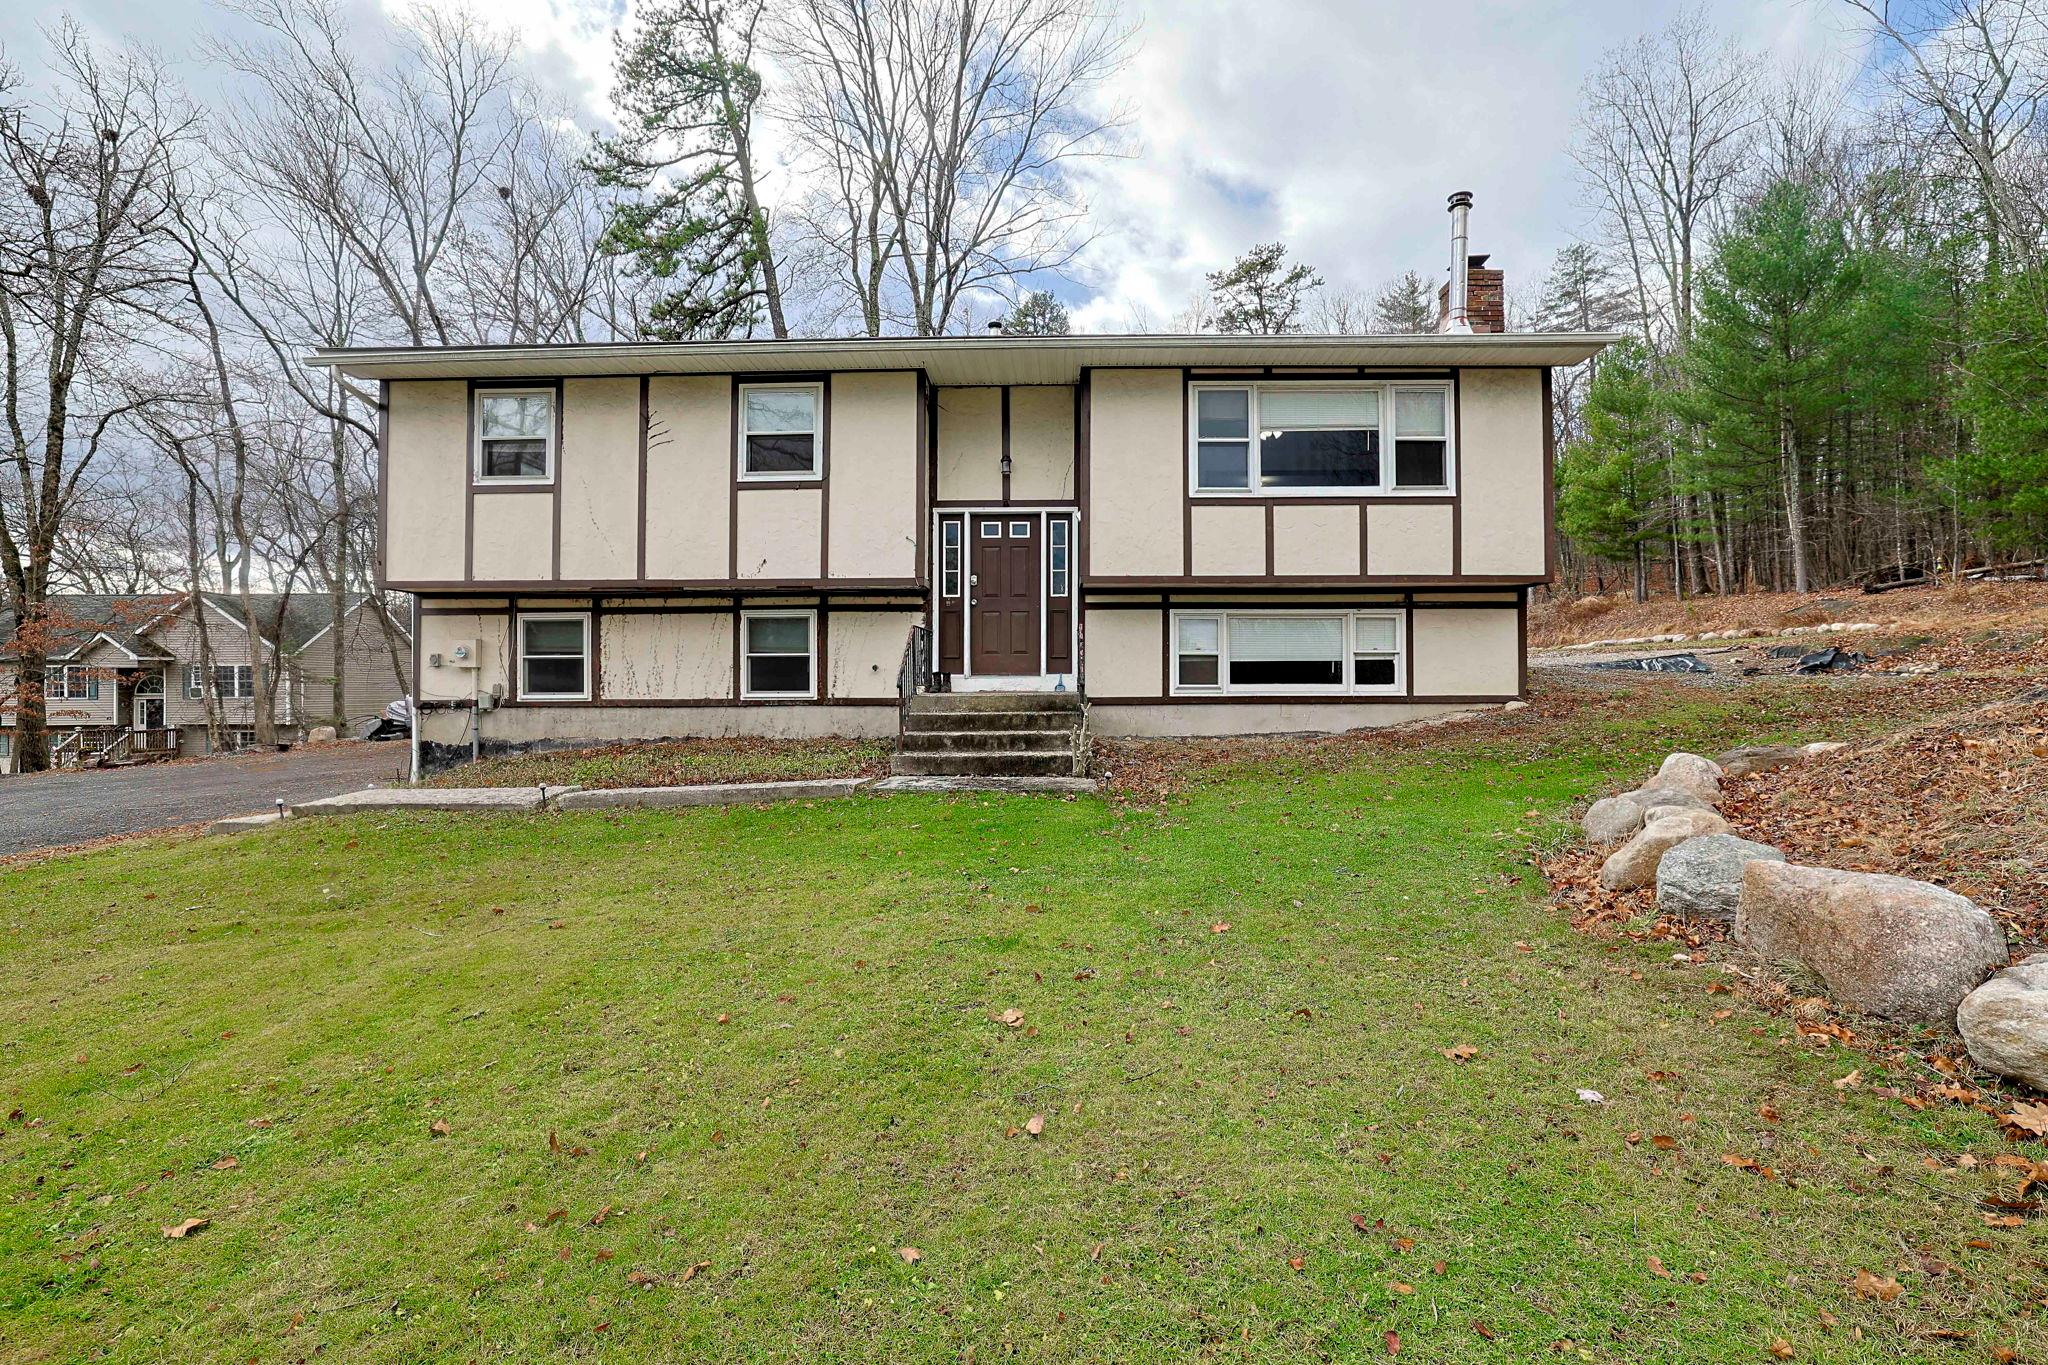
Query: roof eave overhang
304,332,1623,385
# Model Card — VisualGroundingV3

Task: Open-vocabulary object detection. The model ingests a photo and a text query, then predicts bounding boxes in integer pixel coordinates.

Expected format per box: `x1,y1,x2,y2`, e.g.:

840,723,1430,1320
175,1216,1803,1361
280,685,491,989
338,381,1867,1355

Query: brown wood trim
467,484,553,497
1184,367,1458,379
392,577,925,594
916,371,930,588
1358,497,1370,574
1402,602,1416,698
409,594,422,705
933,498,1077,508
816,604,830,699
590,602,603,700
497,696,891,709
1187,494,1459,507
464,379,476,580
1264,503,1275,576
551,379,564,582
635,375,649,581
1081,574,1545,589
1087,693,1519,707
731,593,742,701
727,382,740,579
1083,595,1518,611
1180,369,1192,576
1000,385,1013,506
1450,366,1463,576
820,375,833,577
1541,366,1558,584
1517,586,1530,698
376,381,391,590
1076,370,1091,580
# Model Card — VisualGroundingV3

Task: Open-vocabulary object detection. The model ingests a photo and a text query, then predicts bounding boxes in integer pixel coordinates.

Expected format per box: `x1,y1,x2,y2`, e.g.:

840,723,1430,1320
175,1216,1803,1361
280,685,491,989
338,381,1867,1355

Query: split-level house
310,205,1613,775
0,591,410,772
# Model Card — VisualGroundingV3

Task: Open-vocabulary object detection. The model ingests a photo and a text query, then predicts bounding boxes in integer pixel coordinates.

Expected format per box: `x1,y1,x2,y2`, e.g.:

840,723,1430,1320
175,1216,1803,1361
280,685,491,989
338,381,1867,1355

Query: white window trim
940,519,963,598
1169,609,1406,697
736,381,824,483
1187,380,1456,498
1048,519,1070,598
739,608,818,700
517,611,591,702
473,387,557,487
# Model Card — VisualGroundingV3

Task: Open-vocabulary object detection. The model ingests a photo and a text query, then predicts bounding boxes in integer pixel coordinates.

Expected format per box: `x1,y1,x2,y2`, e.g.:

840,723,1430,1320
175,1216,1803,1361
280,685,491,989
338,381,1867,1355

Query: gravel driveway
0,743,408,855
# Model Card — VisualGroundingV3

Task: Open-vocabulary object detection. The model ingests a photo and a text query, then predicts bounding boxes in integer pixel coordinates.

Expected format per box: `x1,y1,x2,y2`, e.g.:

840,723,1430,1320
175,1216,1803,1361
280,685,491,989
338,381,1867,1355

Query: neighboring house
308,209,1613,773
0,591,410,773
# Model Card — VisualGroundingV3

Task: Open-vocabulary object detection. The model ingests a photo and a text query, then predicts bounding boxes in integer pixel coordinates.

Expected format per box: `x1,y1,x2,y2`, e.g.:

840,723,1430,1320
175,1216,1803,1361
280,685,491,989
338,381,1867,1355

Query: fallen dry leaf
1287,1256,1305,1271
2004,1101,2048,1137
1211,922,1231,934
429,1119,452,1137
1852,1268,1904,1302
1769,1339,1794,1360
209,1155,239,1171
1024,1113,1046,1137
1443,1044,1479,1062
994,1008,1025,1028
1471,1320,1497,1340
161,1217,209,1239
1646,1255,1669,1278
1384,1330,1400,1355
897,1246,922,1264
1832,1069,1862,1090
679,1260,711,1283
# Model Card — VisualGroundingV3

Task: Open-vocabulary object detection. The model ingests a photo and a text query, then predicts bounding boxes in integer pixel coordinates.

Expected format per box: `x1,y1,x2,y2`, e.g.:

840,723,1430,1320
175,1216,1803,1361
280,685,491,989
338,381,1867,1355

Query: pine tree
1207,243,1322,334
999,290,1072,336
1368,271,1436,333
1677,182,1866,594
1557,338,1672,601
587,0,785,340
1954,267,2048,555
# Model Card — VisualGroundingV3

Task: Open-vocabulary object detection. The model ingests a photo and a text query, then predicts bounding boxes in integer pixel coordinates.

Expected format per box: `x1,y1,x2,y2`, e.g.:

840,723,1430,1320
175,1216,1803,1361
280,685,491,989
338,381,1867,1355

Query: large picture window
741,610,816,699
1189,382,1453,496
1172,611,1404,696
518,613,589,700
475,389,555,482
739,384,822,479
183,664,253,700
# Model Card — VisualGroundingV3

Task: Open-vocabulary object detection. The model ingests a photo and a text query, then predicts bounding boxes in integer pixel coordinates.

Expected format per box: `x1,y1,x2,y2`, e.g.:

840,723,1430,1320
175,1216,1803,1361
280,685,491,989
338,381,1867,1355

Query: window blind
1394,389,1446,438
1354,615,1399,652
1259,389,1377,429
1229,616,1342,662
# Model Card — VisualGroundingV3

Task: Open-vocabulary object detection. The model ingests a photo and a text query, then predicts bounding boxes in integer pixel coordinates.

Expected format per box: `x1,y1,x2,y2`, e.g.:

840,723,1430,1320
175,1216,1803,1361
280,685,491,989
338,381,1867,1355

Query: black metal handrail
897,622,931,728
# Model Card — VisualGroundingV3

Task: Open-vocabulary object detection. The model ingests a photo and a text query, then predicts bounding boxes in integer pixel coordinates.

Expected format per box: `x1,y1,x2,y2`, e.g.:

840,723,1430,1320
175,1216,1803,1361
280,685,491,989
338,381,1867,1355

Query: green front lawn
4,682,2042,1363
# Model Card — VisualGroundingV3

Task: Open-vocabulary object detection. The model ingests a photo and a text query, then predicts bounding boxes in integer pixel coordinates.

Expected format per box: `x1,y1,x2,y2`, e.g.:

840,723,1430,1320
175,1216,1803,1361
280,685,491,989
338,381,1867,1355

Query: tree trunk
1781,418,1811,595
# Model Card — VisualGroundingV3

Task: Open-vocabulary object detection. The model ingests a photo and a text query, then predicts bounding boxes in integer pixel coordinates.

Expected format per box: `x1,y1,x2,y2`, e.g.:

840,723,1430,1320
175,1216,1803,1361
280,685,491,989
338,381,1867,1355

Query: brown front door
969,515,1041,675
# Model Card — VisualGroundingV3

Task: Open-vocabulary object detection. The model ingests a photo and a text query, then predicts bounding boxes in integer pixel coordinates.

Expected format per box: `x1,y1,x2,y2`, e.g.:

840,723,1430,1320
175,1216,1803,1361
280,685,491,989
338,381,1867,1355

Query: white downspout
1445,191,1474,335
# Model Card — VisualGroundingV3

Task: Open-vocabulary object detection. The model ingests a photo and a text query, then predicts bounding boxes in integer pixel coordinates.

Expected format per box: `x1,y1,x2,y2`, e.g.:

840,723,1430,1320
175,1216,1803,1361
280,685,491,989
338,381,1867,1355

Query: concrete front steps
895,692,1087,778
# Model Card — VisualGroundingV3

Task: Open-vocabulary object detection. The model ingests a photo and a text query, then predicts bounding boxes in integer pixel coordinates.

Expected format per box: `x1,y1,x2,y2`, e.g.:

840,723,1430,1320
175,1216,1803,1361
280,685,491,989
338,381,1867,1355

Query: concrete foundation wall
1088,700,1486,737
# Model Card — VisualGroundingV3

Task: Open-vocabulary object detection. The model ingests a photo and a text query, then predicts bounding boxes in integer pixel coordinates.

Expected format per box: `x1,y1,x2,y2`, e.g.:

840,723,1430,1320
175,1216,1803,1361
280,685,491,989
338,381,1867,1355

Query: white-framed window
740,610,816,699
978,520,1000,538
738,383,822,480
183,664,254,700
1170,610,1405,696
44,664,97,700
1048,518,1070,597
474,388,555,483
517,612,590,701
1189,381,1455,496
940,520,963,598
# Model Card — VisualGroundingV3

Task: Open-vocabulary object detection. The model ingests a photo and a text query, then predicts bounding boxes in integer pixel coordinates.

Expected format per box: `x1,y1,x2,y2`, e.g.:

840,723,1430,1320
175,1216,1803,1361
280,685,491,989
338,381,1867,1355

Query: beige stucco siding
1189,504,1266,576
644,375,733,580
1086,370,1183,576
1458,369,1547,576
471,493,556,582
736,488,823,579
1366,503,1455,577
385,380,469,583
1272,504,1361,576
461,703,897,744
1008,386,1075,500
558,378,640,581
598,612,733,700
827,611,915,698
1411,607,1520,696
827,373,919,579
418,612,511,704
936,387,1003,502
1081,608,1162,698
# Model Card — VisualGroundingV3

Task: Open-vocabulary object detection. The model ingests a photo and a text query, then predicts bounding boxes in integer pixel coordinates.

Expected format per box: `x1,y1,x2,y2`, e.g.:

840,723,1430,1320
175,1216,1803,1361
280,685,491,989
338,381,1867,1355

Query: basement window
741,610,816,699
1170,611,1404,696
518,613,590,701
739,384,822,479
475,389,555,482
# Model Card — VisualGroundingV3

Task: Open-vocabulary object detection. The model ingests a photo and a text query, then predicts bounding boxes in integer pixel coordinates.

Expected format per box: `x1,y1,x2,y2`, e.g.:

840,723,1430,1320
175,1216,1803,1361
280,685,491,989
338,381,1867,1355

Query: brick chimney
1438,255,1505,334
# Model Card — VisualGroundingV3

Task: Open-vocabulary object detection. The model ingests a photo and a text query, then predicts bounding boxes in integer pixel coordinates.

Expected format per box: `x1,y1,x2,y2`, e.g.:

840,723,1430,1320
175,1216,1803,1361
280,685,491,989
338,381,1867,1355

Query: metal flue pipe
1444,191,1474,334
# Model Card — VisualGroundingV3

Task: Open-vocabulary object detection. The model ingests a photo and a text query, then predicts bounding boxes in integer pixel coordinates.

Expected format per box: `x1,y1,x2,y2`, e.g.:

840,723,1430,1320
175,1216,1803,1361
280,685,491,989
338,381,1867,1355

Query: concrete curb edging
290,786,578,815
869,775,1099,794
556,778,871,809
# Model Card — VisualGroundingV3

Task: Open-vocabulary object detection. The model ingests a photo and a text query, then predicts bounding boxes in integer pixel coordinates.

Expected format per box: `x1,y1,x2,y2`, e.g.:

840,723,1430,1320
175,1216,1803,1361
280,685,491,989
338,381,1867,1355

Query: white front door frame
932,505,1080,692
132,670,166,729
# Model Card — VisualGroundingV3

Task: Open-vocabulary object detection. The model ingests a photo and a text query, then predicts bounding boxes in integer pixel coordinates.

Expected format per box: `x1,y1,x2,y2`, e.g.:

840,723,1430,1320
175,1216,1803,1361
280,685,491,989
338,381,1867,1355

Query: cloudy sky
11,0,1887,333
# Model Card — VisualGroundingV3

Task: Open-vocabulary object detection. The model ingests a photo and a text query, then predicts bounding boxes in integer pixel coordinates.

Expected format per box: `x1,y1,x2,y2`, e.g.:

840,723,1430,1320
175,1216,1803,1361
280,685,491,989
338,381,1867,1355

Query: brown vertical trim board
820,375,833,578
1516,586,1529,698
1264,503,1275,576
1075,371,1091,580
1000,385,1013,506
376,380,391,589
1158,603,1171,697
635,376,649,581
1358,499,1370,577
1541,367,1557,584
1449,367,1463,577
816,604,830,699
727,382,740,579
505,607,519,703
589,603,604,701
551,380,564,581
915,371,930,583
1180,369,1193,576
731,594,743,700
464,379,477,580
408,593,423,702
1402,601,1416,698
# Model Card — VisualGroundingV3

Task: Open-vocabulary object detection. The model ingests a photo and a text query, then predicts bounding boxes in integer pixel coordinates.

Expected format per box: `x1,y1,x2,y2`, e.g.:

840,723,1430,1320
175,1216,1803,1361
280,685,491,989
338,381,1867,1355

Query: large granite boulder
1735,863,2007,1026
1654,752,1724,803
1957,954,2048,1091
1582,784,1714,846
1656,834,1787,922
1599,809,1730,890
